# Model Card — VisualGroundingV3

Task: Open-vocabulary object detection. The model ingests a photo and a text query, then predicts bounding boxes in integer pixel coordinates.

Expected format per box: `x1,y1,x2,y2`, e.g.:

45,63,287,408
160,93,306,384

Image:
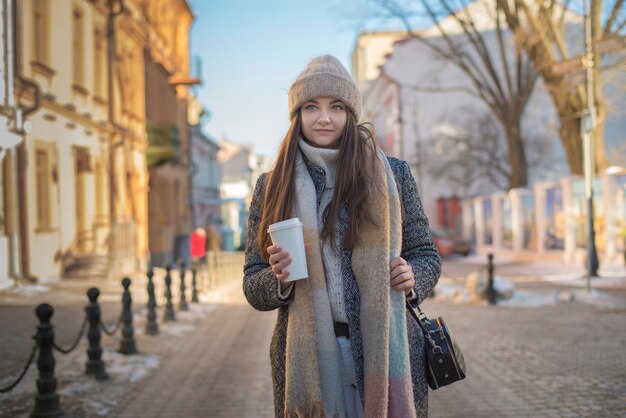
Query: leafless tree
422,107,556,195
360,0,624,177
497,0,624,174
367,0,539,189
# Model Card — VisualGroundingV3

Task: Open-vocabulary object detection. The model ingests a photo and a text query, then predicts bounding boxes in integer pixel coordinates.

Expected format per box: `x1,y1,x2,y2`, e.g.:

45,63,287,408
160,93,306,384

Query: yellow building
3,0,150,282
16,0,114,280
1,0,196,285
143,0,197,268
351,30,407,91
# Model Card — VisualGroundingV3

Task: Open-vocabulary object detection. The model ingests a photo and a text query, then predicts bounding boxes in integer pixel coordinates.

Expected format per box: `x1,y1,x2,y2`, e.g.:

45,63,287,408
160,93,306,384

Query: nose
318,112,330,125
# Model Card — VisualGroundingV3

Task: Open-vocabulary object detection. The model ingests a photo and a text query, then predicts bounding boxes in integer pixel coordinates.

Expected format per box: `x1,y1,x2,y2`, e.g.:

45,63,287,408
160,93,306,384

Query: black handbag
406,299,466,390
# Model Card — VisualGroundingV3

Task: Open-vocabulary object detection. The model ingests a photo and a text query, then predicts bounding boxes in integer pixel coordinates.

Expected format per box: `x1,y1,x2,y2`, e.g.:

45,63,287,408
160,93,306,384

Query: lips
314,129,334,133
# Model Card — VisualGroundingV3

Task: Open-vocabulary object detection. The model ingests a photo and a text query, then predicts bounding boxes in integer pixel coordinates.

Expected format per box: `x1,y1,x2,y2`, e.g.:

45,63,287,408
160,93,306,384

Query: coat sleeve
395,160,442,304
243,173,295,311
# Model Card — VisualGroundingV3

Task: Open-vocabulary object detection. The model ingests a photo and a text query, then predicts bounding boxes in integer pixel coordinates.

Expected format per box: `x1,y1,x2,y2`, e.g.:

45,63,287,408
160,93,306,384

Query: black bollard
145,270,159,335
487,253,496,305
119,278,138,354
31,303,63,418
163,265,176,322
191,268,199,303
85,288,108,380
179,260,189,311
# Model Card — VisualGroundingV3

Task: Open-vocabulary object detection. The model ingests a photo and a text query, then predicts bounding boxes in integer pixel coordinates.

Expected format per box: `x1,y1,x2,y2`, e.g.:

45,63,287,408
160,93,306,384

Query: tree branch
542,1,571,61
603,0,624,38
380,0,500,108
516,0,558,61
405,84,483,97
612,18,626,35
435,0,509,105
557,0,573,27
414,0,498,98
495,4,515,101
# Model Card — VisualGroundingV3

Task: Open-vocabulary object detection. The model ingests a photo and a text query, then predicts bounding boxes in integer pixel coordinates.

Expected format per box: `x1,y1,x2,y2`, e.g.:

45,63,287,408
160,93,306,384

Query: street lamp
582,0,599,288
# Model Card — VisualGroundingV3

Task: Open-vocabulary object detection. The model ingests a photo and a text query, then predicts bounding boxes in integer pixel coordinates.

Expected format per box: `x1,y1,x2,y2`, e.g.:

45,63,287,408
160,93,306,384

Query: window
94,26,106,98
73,8,85,86
35,148,52,230
33,0,49,64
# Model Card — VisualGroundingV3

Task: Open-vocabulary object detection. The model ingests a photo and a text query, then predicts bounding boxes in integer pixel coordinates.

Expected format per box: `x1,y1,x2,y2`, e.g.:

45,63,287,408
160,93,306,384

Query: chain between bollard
0,338,38,393
52,317,88,354
99,315,123,336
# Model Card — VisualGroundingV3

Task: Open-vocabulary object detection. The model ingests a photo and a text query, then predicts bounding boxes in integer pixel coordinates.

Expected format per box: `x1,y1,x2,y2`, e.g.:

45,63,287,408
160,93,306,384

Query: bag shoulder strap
405,299,431,333
406,299,443,352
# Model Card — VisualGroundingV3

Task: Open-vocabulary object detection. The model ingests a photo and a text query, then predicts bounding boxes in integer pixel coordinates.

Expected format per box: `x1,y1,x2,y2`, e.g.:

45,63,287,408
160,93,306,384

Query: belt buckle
333,322,350,339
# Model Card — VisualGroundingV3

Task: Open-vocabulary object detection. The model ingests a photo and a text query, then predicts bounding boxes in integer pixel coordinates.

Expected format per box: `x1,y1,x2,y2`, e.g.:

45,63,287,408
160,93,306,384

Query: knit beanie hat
288,54,361,121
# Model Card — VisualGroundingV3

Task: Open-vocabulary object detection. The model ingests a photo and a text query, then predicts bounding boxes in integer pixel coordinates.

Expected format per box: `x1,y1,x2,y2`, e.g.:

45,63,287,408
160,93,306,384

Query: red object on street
431,228,471,257
190,228,207,258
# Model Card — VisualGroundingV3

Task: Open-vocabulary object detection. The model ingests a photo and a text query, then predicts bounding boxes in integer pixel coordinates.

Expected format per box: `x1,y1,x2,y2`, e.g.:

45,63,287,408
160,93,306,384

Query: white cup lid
268,218,303,233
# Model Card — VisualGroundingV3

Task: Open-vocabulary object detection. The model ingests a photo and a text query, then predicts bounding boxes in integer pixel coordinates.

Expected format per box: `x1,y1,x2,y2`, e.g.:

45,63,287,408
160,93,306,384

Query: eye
332,104,345,110
304,104,317,111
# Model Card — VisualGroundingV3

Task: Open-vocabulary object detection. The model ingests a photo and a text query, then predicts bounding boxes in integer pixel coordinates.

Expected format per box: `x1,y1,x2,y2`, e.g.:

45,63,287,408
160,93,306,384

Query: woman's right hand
267,244,292,291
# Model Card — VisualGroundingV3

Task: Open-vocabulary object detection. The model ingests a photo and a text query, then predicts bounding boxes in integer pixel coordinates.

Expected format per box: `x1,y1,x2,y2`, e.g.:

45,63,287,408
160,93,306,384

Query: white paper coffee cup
267,218,308,281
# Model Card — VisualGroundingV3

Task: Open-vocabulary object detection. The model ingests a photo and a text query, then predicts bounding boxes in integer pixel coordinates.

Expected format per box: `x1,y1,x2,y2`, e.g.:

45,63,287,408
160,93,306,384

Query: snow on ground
435,273,626,309
7,284,50,296
542,274,626,289
199,285,233,304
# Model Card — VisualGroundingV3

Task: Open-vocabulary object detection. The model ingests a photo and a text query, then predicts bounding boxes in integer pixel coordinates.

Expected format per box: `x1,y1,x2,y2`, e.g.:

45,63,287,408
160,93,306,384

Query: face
300,97,348,148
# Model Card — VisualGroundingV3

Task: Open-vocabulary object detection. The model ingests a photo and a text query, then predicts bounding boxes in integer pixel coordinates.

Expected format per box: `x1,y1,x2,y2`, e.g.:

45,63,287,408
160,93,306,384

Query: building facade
2,0,150,282
217,139,273,251
189,122,221,230
0,0,28,289
351,30,406,92
0,0,202,287
144,0,197,268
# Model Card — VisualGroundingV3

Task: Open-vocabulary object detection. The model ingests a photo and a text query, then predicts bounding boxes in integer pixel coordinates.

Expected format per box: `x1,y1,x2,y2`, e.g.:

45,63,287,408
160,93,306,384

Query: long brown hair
257,108,379,260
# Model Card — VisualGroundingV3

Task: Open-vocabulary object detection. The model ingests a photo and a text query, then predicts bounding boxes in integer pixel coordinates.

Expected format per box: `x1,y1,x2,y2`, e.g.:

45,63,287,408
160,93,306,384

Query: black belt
333,322,350,339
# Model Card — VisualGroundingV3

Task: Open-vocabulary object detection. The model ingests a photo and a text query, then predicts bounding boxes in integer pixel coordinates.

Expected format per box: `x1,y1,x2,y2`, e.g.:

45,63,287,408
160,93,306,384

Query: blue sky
189,0,378,156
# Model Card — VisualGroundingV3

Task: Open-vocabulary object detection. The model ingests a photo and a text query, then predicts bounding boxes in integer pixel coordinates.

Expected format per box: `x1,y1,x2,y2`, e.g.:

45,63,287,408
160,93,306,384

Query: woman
243,55,441,418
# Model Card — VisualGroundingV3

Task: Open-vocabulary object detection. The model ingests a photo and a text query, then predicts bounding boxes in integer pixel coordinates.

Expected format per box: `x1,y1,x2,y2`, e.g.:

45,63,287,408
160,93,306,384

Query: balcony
146,122,181,167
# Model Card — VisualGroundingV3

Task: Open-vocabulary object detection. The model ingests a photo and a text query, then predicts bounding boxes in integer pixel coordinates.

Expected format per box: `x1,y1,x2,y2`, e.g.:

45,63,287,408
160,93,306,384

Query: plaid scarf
283,148,416,417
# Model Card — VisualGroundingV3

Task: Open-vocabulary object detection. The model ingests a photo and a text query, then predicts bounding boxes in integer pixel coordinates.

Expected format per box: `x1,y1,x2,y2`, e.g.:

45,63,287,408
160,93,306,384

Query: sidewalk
0,266,205,379
1,257,625,417
0,269,262,418
427,294,626,418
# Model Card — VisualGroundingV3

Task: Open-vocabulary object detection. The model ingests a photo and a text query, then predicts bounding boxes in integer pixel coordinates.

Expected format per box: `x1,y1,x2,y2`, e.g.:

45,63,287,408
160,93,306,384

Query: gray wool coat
243,156,442,418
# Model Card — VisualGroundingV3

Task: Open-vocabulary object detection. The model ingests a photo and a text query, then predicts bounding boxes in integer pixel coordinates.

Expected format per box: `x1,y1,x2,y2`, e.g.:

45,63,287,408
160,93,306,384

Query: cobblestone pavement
1,257,625,417
112,280,275,418
116,258,626,418
426,297,626,417
0,267,215,378
430,256,626,417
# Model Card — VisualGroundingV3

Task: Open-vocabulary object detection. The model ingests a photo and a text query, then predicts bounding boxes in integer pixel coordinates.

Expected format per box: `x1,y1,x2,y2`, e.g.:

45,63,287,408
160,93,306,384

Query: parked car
431,228,471,256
